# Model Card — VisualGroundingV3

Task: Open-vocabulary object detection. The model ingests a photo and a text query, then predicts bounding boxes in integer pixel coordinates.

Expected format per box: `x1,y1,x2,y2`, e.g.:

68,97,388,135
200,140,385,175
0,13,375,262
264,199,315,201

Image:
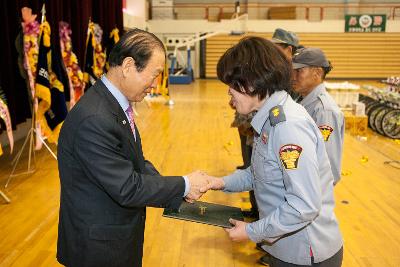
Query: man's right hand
185,171,210,203
184,171,225,203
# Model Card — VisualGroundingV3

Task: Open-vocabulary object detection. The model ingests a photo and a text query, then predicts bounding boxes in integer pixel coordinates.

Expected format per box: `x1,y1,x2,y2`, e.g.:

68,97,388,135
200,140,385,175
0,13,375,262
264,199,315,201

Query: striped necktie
125,105,136,141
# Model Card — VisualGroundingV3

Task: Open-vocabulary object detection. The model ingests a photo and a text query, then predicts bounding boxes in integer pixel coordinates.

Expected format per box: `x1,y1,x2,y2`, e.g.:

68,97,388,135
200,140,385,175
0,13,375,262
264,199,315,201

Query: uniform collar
101,75,130,113
251,90,288,135
300,83,326,107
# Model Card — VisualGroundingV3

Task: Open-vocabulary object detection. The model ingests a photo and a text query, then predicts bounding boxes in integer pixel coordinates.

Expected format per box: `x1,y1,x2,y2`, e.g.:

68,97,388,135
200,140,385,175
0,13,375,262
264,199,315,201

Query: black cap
292,47,330,69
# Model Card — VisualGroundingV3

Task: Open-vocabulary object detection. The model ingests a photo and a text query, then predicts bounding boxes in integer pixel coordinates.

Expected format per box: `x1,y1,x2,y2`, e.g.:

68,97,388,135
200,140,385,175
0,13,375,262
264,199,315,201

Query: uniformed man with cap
270,28,300,60
292,47,344,185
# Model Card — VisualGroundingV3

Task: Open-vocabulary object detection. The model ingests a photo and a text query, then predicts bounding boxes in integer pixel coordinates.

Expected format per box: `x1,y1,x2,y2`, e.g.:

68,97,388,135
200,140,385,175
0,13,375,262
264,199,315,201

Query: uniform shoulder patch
279,144,302,170
318,125,333,141
269,105,286,127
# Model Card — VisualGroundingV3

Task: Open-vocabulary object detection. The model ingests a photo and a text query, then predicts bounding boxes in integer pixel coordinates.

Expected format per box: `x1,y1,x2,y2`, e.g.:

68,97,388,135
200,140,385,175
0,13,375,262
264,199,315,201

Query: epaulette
269,105,286,126
317,93,328,109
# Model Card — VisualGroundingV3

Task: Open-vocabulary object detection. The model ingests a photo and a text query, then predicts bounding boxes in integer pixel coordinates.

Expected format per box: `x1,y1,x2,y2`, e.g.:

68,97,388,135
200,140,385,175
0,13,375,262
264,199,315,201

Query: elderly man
292,47,344,185
57,29,209,267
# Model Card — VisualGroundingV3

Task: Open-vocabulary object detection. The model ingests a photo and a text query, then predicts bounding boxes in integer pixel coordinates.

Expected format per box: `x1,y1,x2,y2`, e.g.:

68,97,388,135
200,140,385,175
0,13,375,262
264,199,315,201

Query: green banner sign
345,14,386,33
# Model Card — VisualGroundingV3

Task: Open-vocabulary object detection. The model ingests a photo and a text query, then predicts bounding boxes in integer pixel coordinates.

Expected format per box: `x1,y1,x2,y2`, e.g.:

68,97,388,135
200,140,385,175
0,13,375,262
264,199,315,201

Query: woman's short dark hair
217,36,292,100
108,28,165,72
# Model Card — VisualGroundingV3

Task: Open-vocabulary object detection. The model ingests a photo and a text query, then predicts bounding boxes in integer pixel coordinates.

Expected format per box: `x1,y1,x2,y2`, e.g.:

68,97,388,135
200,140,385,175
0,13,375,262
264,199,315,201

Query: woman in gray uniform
203,36,343,267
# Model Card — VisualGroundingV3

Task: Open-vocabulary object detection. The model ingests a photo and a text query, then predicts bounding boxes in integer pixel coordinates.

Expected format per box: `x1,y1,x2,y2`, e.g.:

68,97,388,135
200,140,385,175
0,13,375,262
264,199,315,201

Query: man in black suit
57,28,208,267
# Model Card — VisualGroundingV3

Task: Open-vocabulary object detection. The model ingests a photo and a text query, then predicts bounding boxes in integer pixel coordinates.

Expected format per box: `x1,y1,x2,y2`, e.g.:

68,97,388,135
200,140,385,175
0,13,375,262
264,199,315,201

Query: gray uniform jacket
300,83,344,184
223,91,343,265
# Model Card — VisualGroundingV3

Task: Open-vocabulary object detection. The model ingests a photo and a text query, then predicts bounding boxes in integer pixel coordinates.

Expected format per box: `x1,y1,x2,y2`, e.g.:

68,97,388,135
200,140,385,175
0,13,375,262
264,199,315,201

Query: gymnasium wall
205,32,400,79
136,18,400,79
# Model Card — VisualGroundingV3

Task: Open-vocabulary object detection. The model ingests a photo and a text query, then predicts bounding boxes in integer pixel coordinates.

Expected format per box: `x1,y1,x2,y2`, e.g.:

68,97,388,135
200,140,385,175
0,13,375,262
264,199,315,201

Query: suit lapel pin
122,120,126,125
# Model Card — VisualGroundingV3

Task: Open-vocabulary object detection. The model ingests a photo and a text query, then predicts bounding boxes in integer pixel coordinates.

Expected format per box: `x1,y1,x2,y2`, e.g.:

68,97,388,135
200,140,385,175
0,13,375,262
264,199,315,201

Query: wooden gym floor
0,79,399,267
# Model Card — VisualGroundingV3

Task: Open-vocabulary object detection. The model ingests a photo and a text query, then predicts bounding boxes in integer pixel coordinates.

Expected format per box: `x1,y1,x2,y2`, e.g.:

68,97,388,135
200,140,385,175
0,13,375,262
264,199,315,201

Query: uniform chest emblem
261,132,268,144
279,144,303,170
318,125,333,141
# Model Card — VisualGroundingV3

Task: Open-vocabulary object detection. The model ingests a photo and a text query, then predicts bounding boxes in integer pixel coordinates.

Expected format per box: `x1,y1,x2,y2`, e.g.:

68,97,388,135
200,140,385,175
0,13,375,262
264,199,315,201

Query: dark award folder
162,201,244,228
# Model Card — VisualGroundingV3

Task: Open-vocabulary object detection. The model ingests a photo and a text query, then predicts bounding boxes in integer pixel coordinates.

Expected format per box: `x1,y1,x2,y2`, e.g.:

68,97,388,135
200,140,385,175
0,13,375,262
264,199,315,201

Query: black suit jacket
57,80,185,267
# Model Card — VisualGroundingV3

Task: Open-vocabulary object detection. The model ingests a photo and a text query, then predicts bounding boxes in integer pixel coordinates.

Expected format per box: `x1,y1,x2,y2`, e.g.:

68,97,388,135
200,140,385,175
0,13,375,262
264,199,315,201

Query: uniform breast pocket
252,144,280,183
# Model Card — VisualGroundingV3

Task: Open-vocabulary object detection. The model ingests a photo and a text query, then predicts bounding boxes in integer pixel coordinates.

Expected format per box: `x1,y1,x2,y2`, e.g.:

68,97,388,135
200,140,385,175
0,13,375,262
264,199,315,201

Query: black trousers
269,247,343,267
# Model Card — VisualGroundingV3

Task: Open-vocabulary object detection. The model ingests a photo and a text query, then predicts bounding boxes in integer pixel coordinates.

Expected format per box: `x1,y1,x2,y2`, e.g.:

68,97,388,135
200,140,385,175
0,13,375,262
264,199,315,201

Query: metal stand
0,190,11,203
4,108,57,189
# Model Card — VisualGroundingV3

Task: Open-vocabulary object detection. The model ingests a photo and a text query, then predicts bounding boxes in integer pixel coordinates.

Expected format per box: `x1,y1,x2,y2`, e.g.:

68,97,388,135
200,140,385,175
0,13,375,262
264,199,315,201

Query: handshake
184,171,225,203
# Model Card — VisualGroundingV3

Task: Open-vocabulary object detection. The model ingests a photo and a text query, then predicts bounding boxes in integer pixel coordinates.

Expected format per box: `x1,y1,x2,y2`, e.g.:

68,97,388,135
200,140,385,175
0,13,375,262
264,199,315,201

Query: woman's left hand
225,219,249,242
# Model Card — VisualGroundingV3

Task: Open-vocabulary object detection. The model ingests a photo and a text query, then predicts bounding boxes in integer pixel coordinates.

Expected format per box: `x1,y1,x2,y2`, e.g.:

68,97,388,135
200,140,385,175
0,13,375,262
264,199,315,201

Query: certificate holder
163,201,244,228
